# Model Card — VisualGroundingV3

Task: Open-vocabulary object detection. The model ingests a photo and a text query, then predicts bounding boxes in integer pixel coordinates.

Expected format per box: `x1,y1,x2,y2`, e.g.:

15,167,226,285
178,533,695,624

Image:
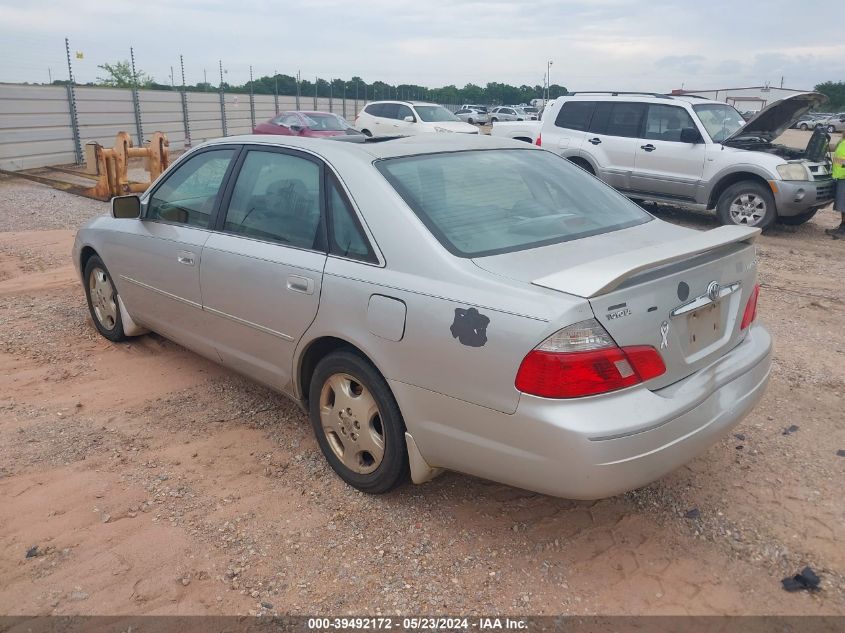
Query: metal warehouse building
669,85,811,113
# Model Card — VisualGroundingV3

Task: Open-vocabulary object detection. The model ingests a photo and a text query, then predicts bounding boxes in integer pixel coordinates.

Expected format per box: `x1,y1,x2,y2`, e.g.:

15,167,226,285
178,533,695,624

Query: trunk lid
723,92,828,144
473,223,761,389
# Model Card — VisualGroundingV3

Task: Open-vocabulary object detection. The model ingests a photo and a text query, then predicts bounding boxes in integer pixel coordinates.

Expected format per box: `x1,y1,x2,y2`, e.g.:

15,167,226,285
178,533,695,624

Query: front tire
777,208,818,225
491,117,498,123
799,123,809,130
309,350,409,494
716,181,776,230
467,118,474,125
83,255,126,342
827,125,836,133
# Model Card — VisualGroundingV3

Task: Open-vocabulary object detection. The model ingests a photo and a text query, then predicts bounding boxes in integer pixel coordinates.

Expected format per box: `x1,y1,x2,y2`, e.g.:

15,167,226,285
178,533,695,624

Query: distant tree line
45,59,567,105
814,81,845,111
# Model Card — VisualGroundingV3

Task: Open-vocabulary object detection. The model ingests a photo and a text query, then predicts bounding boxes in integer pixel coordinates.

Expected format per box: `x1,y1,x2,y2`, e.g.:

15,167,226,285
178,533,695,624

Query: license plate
686,302,722,353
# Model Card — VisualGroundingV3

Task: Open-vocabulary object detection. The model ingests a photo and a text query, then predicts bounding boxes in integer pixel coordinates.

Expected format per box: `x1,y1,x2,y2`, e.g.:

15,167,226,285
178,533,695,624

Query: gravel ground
0,167,843,617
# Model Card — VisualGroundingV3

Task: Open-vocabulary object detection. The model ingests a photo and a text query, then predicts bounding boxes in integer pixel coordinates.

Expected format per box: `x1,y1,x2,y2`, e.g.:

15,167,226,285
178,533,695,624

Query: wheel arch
296,335,387,406
79,245,99,280
567,156,596,175
707,171,772,210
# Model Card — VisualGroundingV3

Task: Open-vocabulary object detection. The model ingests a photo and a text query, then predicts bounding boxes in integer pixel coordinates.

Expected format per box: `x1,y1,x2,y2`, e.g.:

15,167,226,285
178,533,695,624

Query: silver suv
502,92,834,228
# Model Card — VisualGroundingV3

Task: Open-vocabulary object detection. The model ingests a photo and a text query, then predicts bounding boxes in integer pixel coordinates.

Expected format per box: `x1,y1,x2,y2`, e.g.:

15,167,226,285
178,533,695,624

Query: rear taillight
515,319,665,398
535,134,542,146
741,284,760,330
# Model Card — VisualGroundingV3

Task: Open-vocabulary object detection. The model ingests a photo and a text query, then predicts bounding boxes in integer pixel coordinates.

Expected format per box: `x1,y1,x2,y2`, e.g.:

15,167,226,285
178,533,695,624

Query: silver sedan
73,134,771,499
454,108,490,125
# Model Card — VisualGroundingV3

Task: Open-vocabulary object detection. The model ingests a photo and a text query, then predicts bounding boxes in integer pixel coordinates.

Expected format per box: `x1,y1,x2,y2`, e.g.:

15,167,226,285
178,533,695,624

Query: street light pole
547,60,554,101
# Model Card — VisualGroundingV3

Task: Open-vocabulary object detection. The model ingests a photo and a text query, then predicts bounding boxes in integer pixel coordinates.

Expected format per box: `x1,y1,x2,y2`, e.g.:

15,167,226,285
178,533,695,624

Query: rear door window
554,101,596,131
365,103,384,117
603,102,647,138
380,103,399,120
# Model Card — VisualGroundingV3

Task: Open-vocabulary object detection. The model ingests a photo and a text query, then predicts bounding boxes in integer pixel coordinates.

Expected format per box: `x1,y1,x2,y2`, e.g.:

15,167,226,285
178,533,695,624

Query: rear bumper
394,324,772,499
773,179,834,216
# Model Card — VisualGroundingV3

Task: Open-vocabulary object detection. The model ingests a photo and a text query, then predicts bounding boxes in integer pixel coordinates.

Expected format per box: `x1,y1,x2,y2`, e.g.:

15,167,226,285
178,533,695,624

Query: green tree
814,81,845,110
96,61,153,88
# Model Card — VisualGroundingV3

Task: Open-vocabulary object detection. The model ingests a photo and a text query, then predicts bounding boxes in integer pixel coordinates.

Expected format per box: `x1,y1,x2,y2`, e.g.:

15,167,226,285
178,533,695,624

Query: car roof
197,133,537,161
366,100,439,107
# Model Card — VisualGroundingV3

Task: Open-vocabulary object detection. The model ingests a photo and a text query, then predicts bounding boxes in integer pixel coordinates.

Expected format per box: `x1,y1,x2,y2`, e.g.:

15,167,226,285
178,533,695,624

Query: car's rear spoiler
532,226,761,298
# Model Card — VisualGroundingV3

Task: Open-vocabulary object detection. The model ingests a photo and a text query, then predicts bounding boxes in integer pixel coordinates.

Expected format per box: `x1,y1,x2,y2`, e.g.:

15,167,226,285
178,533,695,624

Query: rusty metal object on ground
2,131,171,201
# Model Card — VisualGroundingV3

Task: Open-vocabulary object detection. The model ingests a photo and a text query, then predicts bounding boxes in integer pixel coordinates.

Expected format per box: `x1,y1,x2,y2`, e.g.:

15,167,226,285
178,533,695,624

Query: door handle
640,144,656,152
286,275,314,295
176,251,195,266
588,137,602,145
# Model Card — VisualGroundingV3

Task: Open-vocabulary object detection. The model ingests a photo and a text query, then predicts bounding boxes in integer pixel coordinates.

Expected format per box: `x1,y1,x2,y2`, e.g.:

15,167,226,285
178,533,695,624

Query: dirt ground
0,144,843,617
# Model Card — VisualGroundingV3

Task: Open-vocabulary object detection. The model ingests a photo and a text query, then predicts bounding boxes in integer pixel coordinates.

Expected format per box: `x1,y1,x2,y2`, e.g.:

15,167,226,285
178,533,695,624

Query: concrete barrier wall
0,82,365,171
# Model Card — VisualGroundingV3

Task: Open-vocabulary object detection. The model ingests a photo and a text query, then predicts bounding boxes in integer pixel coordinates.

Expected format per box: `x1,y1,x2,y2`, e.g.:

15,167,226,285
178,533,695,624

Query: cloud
0,0,843,93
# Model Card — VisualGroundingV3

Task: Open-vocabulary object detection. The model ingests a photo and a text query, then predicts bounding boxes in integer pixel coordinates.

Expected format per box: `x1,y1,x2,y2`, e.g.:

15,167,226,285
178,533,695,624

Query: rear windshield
377,149,651,257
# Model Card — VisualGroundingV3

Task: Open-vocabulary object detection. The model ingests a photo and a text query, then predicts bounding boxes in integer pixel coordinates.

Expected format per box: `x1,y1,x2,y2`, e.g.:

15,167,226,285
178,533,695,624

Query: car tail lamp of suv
515,319,665,398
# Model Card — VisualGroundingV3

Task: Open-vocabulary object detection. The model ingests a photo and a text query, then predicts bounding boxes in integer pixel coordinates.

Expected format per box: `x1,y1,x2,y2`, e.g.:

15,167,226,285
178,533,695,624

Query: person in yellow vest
826,134,845,239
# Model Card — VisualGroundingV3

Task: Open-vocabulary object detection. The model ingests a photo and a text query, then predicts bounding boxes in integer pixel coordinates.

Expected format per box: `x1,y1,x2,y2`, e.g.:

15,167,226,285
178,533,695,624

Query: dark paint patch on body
450,307,490,347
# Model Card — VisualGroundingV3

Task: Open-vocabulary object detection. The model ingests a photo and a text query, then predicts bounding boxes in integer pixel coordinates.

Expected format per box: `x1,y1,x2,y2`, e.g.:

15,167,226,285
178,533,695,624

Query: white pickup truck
490,92,834,228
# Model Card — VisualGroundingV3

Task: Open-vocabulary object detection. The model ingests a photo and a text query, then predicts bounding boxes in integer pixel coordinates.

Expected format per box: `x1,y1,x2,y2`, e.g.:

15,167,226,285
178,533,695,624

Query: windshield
377,149,651,257
414,105,460,122
301,113,351,131
693,104,746,143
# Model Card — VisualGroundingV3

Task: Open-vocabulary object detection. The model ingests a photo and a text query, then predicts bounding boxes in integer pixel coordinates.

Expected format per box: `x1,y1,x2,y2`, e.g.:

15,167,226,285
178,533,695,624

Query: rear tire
467,118,474,125
568,157,595,175
777,208,818,225
799,123,809,131
83,255,126,342
361,129,372,137
827,125,836,133
491,117,498,123
309,350,409,494
716,180,776,230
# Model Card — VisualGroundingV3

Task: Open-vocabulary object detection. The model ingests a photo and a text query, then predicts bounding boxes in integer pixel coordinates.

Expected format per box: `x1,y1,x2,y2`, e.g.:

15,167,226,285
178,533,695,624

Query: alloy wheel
89,267,117,330
729,193,768,226
319,373,384,474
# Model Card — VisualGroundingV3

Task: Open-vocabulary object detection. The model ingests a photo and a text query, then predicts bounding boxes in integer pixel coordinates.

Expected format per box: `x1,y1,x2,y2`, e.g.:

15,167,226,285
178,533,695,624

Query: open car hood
724,92,828,144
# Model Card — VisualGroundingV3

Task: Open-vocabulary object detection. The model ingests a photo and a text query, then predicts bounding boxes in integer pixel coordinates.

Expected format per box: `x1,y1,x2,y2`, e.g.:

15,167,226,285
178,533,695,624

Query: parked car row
491,91,835,229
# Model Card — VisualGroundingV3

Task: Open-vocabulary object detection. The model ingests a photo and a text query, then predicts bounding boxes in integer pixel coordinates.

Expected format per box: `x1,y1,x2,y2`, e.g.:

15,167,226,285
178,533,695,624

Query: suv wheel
799,123,809,130
827,125,836,133
309,350,409,494
716,181,776,229
361,129,372,137
491,117,498,123
467,118,474,125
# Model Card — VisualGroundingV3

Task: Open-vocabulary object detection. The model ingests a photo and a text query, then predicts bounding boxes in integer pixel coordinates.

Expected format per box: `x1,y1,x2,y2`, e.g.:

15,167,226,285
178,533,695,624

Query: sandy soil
0,171,843,617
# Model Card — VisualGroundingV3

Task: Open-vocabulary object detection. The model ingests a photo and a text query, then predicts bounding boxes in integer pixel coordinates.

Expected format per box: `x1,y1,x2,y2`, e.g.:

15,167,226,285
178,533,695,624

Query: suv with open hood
491,91,834,229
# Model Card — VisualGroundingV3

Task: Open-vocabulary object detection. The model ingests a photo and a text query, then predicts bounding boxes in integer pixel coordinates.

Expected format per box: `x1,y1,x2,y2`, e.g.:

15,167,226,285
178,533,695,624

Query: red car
252,111,362,138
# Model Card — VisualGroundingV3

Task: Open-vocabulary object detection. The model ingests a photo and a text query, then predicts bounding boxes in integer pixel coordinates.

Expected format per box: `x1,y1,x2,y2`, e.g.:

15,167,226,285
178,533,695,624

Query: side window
222,151,323,251
604,103,646,138
327,176,376,263
396,104,414,121
280,114,300,127
381,103,400,120
554,101,595,131
644,105,697,142
365,103,383,117
147,149,235,228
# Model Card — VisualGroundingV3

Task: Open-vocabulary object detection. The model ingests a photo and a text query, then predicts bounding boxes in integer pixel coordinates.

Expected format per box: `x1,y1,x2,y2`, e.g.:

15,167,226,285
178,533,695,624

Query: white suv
355,101,478,137
492,92,834,228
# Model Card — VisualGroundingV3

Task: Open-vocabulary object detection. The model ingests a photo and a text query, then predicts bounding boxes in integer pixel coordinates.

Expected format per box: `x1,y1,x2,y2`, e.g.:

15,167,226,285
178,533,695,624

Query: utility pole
179,54,191,147
203,68,207,90
48,67,52,83
546,59,554,101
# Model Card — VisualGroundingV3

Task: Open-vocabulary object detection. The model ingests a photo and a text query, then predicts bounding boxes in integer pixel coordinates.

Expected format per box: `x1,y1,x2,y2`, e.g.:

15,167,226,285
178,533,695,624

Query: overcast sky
0,0,842,92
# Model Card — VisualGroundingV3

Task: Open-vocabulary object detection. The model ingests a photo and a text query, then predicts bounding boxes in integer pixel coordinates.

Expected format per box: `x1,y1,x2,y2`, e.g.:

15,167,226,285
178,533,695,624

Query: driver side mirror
403,115,415,123
111,195,141,219
680,127,702,144
290,124,303,133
